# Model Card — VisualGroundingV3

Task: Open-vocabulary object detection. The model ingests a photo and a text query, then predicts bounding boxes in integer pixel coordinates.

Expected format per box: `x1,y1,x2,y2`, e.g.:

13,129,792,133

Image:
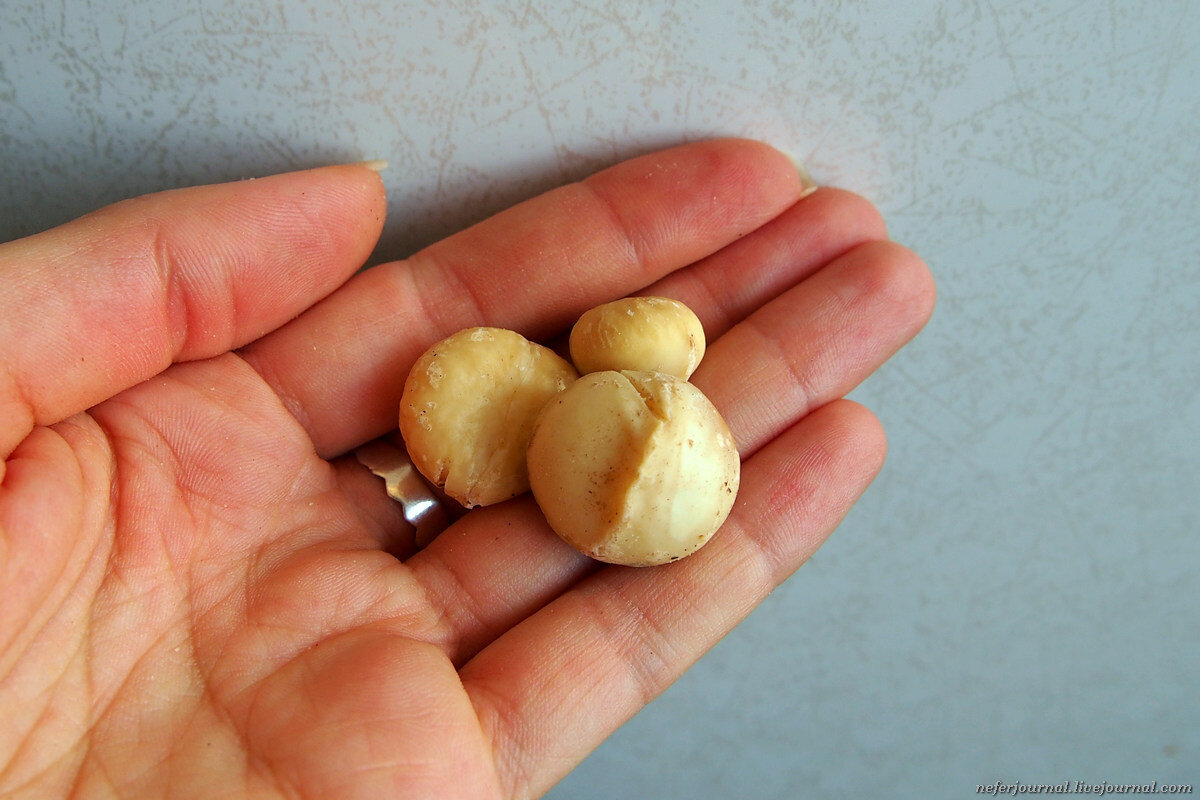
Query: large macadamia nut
527,370,740,566
569,296,706,379
399,327,577,508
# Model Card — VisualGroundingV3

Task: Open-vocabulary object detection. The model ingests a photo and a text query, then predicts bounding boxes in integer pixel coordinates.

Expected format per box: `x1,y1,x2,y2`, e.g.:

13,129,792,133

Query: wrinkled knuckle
579,180,651,281
147,219,192,356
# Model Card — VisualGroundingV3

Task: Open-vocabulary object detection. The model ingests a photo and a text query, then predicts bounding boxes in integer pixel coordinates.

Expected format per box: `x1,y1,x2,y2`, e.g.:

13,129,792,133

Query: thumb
0,163,387,456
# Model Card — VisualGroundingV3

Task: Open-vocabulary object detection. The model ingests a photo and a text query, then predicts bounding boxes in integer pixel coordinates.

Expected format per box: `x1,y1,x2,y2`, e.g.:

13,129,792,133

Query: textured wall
2,1,1197,797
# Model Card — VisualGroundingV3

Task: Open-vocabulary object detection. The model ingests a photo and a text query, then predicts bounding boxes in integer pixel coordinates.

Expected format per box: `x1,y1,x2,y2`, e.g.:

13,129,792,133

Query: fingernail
779,149,818,198
359,159,389,173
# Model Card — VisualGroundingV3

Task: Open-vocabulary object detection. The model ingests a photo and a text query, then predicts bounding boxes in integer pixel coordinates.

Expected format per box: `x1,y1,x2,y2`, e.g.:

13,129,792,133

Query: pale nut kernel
569,296,706,379
399,327,578,508
527,370,740,566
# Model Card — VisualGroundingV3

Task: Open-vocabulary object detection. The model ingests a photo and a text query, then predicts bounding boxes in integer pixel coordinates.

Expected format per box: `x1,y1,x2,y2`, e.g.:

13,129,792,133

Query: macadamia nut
527,370,740,566
399,327,577,508
569,296,706,379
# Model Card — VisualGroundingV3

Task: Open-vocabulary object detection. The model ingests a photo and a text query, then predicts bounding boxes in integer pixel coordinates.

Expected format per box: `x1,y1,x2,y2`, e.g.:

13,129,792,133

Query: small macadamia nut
569,296,706,379
527,370,740,566
399,327,578,508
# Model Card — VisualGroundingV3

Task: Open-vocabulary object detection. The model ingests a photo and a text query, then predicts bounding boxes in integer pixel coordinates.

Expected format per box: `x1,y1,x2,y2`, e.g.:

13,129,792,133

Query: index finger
240,139,806,457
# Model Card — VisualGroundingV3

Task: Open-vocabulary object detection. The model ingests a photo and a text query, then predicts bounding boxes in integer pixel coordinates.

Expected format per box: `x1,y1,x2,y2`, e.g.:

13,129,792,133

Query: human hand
0,139,934,798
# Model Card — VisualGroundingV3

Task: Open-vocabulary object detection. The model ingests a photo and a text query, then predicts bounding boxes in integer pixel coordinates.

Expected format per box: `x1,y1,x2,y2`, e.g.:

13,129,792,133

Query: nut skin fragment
569,296,706,379
399,327,578,508
527,370,740,566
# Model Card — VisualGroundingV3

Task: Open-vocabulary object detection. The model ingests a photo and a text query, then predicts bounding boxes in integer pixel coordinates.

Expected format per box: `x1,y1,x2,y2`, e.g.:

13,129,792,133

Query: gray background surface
2,1,1198,797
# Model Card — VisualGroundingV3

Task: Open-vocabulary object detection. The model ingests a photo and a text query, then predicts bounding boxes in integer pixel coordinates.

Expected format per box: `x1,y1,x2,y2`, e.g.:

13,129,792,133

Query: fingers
239,139,806,457
399,197,933,669
698,238,937,457
415,221,933,794
403,497,597,665
462,399,889,799
0,165,386,457
642,186,888,340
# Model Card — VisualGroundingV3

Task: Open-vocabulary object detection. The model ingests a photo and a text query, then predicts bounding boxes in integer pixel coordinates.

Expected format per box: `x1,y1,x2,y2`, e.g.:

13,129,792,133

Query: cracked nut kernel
527,369,740,566
399,327,578,508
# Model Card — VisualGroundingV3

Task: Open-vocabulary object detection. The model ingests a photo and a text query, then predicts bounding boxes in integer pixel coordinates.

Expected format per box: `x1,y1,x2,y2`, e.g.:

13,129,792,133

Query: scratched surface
2,1,1198,797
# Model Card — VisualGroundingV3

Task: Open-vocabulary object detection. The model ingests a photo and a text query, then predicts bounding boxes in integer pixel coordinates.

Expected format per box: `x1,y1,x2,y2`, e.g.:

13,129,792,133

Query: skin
0,139,935,799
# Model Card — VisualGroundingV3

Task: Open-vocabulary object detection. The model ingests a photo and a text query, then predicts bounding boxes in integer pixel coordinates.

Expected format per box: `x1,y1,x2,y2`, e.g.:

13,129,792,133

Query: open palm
0,140,933,799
